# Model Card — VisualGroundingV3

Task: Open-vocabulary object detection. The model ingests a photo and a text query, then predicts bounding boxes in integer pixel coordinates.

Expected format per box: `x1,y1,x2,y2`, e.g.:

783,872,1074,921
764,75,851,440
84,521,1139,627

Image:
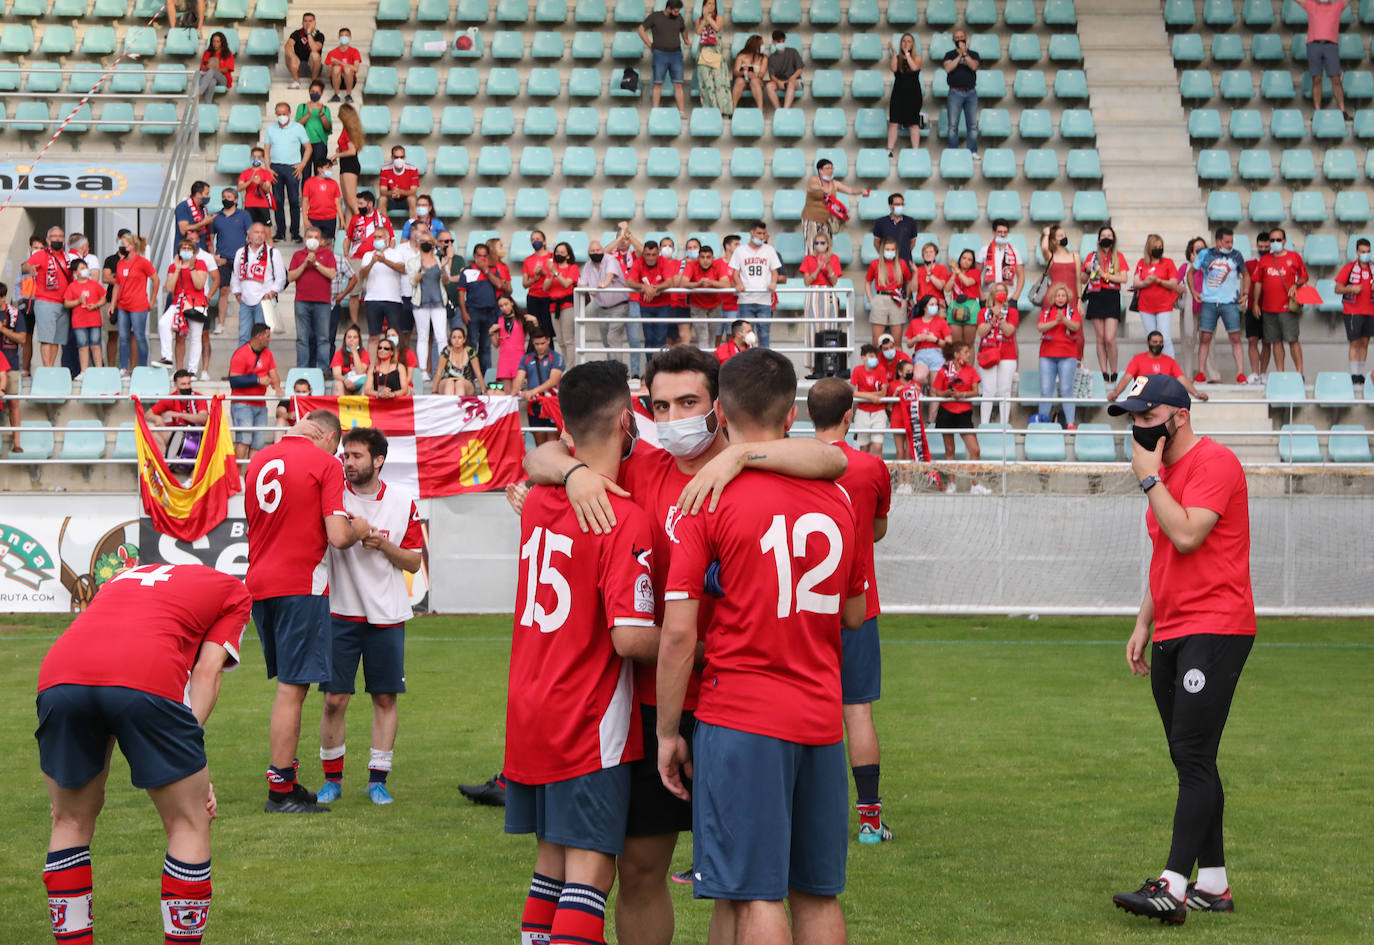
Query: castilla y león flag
133,394,242,541
293,395,525,498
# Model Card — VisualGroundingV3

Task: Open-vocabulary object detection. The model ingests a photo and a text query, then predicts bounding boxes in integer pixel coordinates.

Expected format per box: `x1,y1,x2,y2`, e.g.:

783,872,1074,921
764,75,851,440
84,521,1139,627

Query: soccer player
523,344,846,945
1108,374,1255,924
1109,331,1209,402
317,427,423,806
658,347,866,945
807,377,894,844
35,563,251,945
246,410,370,814
505,359,660,945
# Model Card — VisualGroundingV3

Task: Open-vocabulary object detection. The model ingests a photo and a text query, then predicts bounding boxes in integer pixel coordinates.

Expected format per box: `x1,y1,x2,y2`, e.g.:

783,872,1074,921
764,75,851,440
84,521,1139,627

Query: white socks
369,748,393,772
1195,866,1229,895
1159,870,1189,901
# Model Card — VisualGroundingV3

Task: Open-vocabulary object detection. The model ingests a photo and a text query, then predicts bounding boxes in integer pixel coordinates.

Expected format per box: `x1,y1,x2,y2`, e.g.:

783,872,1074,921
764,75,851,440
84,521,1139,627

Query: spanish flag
132,394,242,541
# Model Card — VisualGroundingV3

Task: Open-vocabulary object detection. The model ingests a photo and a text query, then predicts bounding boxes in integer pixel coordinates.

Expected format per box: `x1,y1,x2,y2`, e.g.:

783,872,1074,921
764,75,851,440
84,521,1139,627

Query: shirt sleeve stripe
612,618,657,627
663,591,692,601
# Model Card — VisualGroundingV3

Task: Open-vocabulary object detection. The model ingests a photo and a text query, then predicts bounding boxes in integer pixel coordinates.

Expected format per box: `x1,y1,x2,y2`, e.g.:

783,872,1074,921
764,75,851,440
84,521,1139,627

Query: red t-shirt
38,564,250,703
850,363,888,413
1336,261,1374,315
903,314,951,351
665,470,864,745
799,253,843,287
522,252,555,300
325,45,361,68
167,260,210,309
504,486,653,784
1147,437,1256,642
978,306,1021,361
289,247,337,303
330,347,370,372
228,342,276,397
879,348,913,382
715,340,742,363
547,262,580,302
1124,351,1184,380
1135,257,1180,313
151,392,206,426
114,254,158,312
26,249,71,303
378,162,420,198
238,166,276,209
244,434,348,600
1037,303,1080,359
835,442,891,621
912,261,951,300
685,258,731,309
951,267,980,301
1082,250,1128,292
63,280,103,329
886,379,923,449
346,211,394,259
200,51,234,88
866,257,911,292
931,361,979,414
301,176,341,221
1256,251,1309,313
626,257,679,309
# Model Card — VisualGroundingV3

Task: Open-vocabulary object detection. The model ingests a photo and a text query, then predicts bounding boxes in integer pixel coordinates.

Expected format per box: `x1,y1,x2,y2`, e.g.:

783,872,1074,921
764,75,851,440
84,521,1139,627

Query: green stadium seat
1339,32,1364,63
1008,34,1042,65
357,145,383,176
62,104,94,134
0,25,35,55
1219,70,1254,102
803,107,843,139
1277,424,1321,463
0,66,18,92
965,0,997,25
848,33,883,63
1344,71,1374,104
1246,190,1284,223
1265,371,1307,403
1300,233,1339,267
435,145,470,177
573,0,606,21
1047,33,1081,63
1065,148,1101,180
284,368,326,397
760,109,800,141
67,67,104,95
253,0,287,18
846,69,883,102
1029,191,1066,223
244,29,279,57
1314,371,1355,409
360,105,392,136
1024,148,1059,180
409,30,448,58
514,188,550,220
446,67,480,96
399,106,433,135
772,0,803,24
605,107,641,137
128,366,169,400
1291,190,1328,224
11,101,49,132
600,188,635,219
940,149,974,181
687,190,723,221
1202,0,1235,26
1171,34,1204,65
535,0,568,21
1043,0,1076,26
1329,425,1373,463
1249,33,1284,64
986,191,1023,223
430,187,464,220
456,0,490,21
729,147,765,179
644,189,680,221
942,191,978,223
610,31,643,59
732,0,763,23
235,65,270,96
526,67,561,98
648,107,681,137
976,108,1011,140
375,0,410,20
26,63,64,94
612,0,643,21
853,108,886,140
111,423,138,460
216,143,252,174
1014,69,1047,101
896,148,932,179
121,26,157,57
560,146,596,178
440,105,476,136
809,69,843,101
150,64,185,94
418,0,451,20
689,107,723,138
363,67,399,97
1072,423,1118,462
1269,108,1305,141
974,423,1013,461
772,190,804,221
80,367,123,400
1072,191,1109,223
810,0,841,25
1180,70,1213,102
976,70,1006,103
645,147,678,177
1197,149,1233,183
470,188,507,220
854,191,888,220
497,0,531,23
770,147,803,179
1355,110,1374,141
1163,0,1196,27
729,190,765,220
485,67,521,97
1054,69,1088,102
93,0,128,14
1229,108,1264,142
481,106,516,137
1024,421,1066,462
530,31,564,60
99,101,135,133
80,25,118,56
1312,109,1347,142
30,367,73,406
1335,191,1372,224
854,147,897,180
567,67,602,97
1241,0,1275,25
1322,147,1358,182
1280,148,1317,182
491,31,525,60
1060,109,1095,140
918,0,950,25
1018,109,1053,141
1211,34,1245,64
847,0,879,24
452,28,484,58
144,102,179,135
225,104,262,134
1260,70,1296,102
19,422,55,460
1187,107,1223,142
722,107,758,138
564,106,600,137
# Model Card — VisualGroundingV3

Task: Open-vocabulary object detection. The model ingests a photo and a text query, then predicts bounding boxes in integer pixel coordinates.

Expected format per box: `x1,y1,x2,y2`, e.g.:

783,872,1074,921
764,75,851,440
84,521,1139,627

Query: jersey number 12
759,513,842,619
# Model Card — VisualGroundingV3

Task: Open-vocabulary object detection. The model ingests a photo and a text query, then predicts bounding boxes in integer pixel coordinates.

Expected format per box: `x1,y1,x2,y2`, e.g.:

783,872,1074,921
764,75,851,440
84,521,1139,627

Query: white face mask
892,205,904,217
883,250,896,261
743,330,757,347
750,236,764,247
655,413,718,460
338,35,350,46
305,238,320,250
926,302,939,316
416,205,429,217
276,113,290,126
821,173,834,182
179,250,193,260
373,238,387,251
660,245,675,258
392,158,406,171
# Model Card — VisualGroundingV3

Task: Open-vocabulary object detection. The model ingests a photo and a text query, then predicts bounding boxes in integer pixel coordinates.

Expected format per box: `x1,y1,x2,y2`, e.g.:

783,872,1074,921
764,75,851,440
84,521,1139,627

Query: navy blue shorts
691,722,848,901
841,617,882,705
365,299,402,337
254,595,332,685
393,298,416,332
626,704,694,838
320,617,406,694
35,685,206,790
504,765,632,856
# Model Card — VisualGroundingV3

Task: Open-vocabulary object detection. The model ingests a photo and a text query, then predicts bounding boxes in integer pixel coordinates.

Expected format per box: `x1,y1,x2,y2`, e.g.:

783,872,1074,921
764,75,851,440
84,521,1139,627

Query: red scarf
983,242,1017,284
237,244,270,283
40,249,70,293
185,196,204,226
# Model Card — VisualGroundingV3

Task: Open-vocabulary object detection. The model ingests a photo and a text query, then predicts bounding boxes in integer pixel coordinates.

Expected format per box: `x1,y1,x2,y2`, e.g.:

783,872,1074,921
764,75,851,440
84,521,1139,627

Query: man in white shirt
229,223,287,345
578,239,632,370
729,221,784,348
317,426,424,807
393,224,422,355
976,219,1025,301
359,230,407,360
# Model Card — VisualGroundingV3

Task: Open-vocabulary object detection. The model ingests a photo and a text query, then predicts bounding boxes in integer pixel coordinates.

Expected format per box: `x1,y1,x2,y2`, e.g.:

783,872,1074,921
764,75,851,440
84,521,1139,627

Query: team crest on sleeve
664,506,685,543
634,573,655,615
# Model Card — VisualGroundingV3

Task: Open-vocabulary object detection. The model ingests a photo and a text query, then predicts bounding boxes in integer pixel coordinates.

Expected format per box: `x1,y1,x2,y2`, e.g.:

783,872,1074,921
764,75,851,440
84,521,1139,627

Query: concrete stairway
1188,383,1279,462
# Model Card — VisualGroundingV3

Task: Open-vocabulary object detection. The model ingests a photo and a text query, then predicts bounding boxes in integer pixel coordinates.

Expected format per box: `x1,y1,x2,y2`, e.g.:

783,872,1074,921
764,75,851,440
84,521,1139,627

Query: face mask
685,250,699,260
373,239,387,251
655,413,719,460
392,159,406,171
387,335,400,347
1148,344,1164,356
277,114,290,126
994,236,1008,246
223,199,236,210
118,246,129,257
1270,240,1285,253
660,246,675,258
994,292,1008,304
50,240,64,251
1100,237,1114,248
322,170,333,179
821,173,834,182
531,239,544,252
1058,236,1068,247
891,205,904,217
750,236,764,247
926,302,939,316
416,206,429,217
743,330,758,347
1360,252,1373,264
1151,248,1163,258
882,348,895,360
252,157,263,167
1131,415,1175,452
588,252,604,264
309,91,322,102
76,270,90,281
554,254,568,264
865,356,879,370
414,241,431,253
338,35,350,45
179,250,193,260
882,250,896,261
306,238,320,250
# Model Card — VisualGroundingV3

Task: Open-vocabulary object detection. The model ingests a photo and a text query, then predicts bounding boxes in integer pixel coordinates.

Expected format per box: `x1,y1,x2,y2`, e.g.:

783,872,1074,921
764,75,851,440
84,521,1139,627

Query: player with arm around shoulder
1109,375,1255,924
35,564,251,945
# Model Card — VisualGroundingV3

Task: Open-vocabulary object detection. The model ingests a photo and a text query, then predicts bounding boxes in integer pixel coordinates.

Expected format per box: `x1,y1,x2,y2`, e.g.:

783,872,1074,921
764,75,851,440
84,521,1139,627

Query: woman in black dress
887,33,924,158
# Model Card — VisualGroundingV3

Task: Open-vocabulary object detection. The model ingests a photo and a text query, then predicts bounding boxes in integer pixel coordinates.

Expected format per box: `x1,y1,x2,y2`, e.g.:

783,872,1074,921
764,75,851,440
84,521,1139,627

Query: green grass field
2,614,1371,944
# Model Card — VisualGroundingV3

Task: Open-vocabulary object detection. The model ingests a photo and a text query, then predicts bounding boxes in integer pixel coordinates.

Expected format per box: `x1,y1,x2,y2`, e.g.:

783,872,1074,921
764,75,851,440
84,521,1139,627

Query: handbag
620,67,640,92
823,192,849,222
183,306,209,324
697,45,721,69
1128,290,1140,313
1028,267,1052,307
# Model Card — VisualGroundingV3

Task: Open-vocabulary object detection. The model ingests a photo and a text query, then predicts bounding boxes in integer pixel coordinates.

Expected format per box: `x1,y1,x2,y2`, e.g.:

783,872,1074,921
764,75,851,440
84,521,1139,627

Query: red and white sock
44,845,93,944
321,744,345,784
266,764,296,796
550,882,607,945
161,854,211,944
856,802,883,831
520,871,563,945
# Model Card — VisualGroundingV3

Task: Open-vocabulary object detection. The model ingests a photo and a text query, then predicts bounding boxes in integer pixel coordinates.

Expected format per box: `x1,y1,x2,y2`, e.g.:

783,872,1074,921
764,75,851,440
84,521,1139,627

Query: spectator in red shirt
228,323,282,459
865,238,912,347
626,240,680,352
377,146,419,220
1336,237,1374,387
1082,225,1130,383
681,242,733,346
237,147,277,227
715,318,755,363
325,28,361,103
158,239,211,373
147,369,210,455
1111,331,1209,402
289,226,338,370
197,31,233,103
110,233,158,372
849,343,889,457
1302,0,1348,115
1243,231,1272,383
62,259,105,377
1036,282,1083,428
948,247,981,347
1252,227,1310,377
904,293,952,375
909,241,951,306
335,104,364,218
21,225,72,367
0,282,27,452
799,232,843,376
878,331,912,382
300,156,343,241
521,229,557,339
1131,234,1182,359
974,282,1019,426
930,340,985,494
331,324,370,395
344,190,394,261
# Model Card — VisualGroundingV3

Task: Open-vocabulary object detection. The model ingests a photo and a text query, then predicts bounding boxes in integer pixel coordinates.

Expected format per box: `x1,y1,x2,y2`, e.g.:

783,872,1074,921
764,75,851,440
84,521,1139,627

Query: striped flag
133,394,242,541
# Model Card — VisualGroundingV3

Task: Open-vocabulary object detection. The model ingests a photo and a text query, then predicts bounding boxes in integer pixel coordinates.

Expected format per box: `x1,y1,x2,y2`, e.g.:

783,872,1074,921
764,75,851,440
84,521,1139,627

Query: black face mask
1150,248,1163,258
309,92,322,102
118,246,129,257
1058,237,1068,247
223,199,236,210
420,242,434,253
554,254,568,263
1148,344,1164,356
1100,237,1114,248
1132,413,1176,452
50,240,64,251
588,253,604,264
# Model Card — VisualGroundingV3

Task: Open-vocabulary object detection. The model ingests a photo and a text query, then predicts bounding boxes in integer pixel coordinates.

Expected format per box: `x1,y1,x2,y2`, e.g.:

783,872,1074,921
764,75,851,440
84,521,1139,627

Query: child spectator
931,340,985,493
849,342,889,457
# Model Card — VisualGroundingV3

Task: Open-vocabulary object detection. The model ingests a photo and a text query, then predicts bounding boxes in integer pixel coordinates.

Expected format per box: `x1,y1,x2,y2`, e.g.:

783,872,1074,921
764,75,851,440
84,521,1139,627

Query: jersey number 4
759,513,843,619
519,526,573,634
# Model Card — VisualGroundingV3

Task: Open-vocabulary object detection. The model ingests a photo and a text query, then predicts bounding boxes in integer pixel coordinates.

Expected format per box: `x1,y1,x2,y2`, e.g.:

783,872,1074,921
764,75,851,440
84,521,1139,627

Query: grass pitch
1,614,1371,944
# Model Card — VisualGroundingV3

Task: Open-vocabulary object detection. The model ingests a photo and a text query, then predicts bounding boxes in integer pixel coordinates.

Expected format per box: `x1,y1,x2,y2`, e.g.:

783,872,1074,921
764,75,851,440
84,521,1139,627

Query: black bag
620,67,640,93
183,307,210,324
814,329,848,378
1127,290,1140,313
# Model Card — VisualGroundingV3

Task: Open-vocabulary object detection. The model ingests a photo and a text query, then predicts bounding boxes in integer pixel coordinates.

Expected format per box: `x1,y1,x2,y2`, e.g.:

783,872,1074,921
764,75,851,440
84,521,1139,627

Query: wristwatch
1139,475,1162,494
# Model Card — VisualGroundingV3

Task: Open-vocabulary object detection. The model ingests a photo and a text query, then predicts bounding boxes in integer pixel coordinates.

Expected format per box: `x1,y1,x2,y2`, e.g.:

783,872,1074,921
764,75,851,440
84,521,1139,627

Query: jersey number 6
254,459,286,514
759,512,843,619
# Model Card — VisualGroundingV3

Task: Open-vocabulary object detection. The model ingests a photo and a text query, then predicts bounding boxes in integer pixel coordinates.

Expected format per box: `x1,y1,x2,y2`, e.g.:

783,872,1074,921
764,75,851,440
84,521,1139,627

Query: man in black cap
1106,375,1256,925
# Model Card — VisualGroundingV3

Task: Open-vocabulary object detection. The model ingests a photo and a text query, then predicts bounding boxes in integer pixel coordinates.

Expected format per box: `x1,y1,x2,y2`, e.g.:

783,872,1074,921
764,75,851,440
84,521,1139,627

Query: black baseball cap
1108,374,1191,416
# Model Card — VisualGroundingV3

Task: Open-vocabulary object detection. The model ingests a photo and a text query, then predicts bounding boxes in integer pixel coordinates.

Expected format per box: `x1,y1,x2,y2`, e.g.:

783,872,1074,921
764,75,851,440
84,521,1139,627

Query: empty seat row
1187,107,1369,143
1181,69,1374,104
0,99,199,134
0,61,193,93
1164,0,1366,29
4,0,285,19
0,24,278,57
1172,31,1370,65
1197,147,1374,185
1206,189,1372,225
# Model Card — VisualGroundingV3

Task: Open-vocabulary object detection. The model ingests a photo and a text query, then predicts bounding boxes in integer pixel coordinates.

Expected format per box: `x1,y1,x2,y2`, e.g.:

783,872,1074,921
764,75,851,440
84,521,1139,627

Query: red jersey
887,379,923,444
325,45,361,68
1124,351,1184,380
547,262,580,302
238,166,276,209
522,251,555,300
1037,303,1080,359
288,248,336,303
850,363,888,413
38,564,251,703
903,314,951,351
330,347,369,372
244,435,348,600
715,340,742,363
932,361,979,414
228,343,276,397
879,348,913,382
114,253,158,312
63,280,103,330
1256,251,1309,312
626,257,679,308
979,306,1020,361
665,470,864,745
1134,257,1179,313
504,486,654,784
167,260,210,309
26,248,71,303
835,441,891,621
151,391,206,426
866,257,911,292
1147,437,1255,642
378,162,419,197
1336,260,1374,315
1082,250,1128,292
799,253,843,287
346,210,394,259
912,261,951,300
685,258,731,309
301,176,341,221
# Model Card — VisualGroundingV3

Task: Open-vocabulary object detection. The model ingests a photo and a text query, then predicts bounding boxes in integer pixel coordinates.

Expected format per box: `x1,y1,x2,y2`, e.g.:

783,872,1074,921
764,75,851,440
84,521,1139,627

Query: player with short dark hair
35,564,251,945
505,359,660,945
658,347,866,945
1109,374,1255,924
246,409,370,814
807,377,895,844
317,427,424,806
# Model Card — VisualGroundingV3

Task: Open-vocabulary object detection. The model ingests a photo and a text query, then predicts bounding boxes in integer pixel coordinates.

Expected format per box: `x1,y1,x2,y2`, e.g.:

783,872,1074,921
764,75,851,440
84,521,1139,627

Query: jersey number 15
519,526,573,634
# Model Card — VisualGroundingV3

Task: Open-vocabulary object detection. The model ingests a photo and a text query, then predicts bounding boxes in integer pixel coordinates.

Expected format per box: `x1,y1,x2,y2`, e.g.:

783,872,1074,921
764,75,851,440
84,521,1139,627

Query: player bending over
505,359,661,945
35,564,251,945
